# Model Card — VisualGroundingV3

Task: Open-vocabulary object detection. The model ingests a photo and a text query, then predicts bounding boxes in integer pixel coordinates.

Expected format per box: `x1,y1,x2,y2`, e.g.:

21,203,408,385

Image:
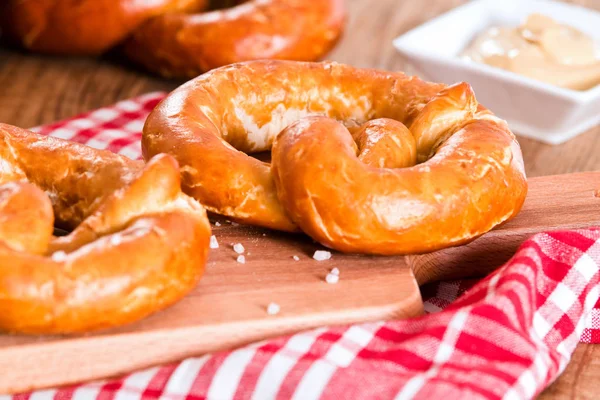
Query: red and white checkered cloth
5,93,600,400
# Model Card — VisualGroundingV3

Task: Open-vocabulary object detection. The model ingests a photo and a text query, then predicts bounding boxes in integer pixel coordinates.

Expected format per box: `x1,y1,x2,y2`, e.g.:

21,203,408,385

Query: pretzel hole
250,151,271,163
206,0,247,11
246,119,420,169
249,117,427,169
53,227,70,237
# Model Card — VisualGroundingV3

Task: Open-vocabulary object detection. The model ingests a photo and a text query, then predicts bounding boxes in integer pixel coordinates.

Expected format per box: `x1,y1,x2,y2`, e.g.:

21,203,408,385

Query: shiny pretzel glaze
0,0,345,78
143,60,528,255
0,124,211,334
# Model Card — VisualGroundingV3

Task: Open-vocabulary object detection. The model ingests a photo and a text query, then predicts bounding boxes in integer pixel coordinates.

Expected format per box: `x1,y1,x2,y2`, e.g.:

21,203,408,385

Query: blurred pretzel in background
0,0,346,78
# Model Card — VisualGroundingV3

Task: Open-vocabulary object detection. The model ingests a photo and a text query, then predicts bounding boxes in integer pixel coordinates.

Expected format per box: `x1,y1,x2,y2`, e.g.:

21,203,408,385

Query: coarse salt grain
326,273,339,284
51,251,68,262
233,243,245,254
237,255,246,264
231,222,239,226
210,235,219,249
292,255,300,261
215,221,221,226
262,233,267,237
313,250,331,261
330,267,339,276
267,302,280,315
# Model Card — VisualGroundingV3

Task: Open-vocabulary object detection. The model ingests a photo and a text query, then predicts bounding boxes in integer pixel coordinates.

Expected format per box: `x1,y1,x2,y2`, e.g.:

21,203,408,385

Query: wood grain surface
0,0,599,398
409,171,600,285
0,218,424,394
1,170,599,394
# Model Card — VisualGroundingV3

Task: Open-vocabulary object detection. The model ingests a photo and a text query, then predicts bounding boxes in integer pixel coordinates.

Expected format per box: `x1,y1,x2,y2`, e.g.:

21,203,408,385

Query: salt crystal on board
267,302,280,315
313,250,332,261
325,273,339,284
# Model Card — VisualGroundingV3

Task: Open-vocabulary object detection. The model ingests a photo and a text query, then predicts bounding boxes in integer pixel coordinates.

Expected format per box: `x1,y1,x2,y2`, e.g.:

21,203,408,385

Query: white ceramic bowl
393,0,600,145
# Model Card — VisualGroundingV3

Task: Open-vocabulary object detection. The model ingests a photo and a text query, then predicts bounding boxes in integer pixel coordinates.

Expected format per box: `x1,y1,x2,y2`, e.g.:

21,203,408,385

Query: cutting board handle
408,171,600,285
408,228,550,285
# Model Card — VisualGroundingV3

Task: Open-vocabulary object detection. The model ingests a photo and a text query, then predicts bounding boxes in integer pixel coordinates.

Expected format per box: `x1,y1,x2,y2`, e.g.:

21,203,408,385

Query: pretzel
123,0,346,78
0,0,345,78
0,124,211,334
143,60,528,255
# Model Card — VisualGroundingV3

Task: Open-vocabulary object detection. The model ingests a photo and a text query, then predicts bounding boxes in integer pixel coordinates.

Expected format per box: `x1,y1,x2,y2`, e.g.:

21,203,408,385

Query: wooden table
0,0,598,398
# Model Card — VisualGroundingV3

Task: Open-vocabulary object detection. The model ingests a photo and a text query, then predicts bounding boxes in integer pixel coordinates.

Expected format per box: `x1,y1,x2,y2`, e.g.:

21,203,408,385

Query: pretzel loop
143,60,528,255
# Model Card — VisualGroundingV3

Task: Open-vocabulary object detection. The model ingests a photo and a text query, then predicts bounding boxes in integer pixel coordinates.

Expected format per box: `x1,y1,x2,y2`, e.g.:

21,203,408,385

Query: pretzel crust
0,124,211,334
143,60,528,254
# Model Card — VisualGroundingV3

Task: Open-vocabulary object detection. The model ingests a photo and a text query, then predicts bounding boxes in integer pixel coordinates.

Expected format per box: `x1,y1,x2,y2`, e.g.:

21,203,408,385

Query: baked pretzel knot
0,0,345,78
143,60,528,255
0,124,210,334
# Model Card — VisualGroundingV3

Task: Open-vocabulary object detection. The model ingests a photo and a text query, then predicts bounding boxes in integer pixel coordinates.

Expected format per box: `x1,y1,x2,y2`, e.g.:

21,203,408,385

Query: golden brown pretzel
143,60,528,255
0,0,345,78
0,124,211,334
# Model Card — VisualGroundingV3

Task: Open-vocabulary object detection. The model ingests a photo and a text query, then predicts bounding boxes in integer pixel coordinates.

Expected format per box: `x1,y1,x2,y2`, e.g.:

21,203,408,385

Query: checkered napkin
6,93,600,400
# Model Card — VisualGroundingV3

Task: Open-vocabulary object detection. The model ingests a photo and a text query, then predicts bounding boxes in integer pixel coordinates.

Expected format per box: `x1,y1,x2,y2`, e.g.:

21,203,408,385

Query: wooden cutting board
1,171,599,394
